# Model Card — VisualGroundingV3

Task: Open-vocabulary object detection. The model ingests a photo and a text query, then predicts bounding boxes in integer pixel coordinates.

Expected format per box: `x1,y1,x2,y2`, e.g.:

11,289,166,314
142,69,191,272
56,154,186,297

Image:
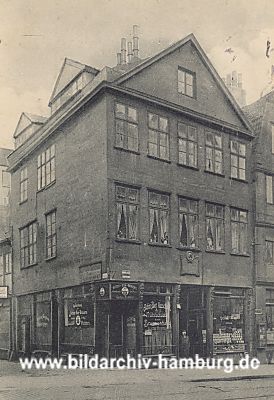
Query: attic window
178,68,195,98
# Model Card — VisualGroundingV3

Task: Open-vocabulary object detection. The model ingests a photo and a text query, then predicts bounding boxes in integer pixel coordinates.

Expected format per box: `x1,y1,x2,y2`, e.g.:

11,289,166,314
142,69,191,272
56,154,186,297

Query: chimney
232,70,237,87
121,38,127,64
117,52,122,65
238,73,242,88
133,25,139,59
127,41,133,63
226,73,232,87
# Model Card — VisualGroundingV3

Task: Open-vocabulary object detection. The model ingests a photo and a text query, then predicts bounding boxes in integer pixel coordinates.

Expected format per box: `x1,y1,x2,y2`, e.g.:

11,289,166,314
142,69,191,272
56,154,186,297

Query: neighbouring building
0,147,13,359
8,29,255,361
244,84,274,363
223,71,246,108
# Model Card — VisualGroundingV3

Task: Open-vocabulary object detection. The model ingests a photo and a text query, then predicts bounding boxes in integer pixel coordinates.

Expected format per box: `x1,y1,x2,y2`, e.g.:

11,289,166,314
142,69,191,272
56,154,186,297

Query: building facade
8,32,255,361
244,90,274,363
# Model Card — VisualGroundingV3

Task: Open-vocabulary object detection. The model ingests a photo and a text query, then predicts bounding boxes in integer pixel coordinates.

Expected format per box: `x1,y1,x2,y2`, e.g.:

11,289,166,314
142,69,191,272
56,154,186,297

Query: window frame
115,102,139,153
178,122,198,168
230,139,246,181
205,202,225,252
148,190,170,245
115,184,140,242
178,197,199,248
205,131,223,175
45,210,57,260
20,221,37,268
20,167,28,203
230,208,248,255
266,240,274,265
37,144,56,191
266,175,274,204
147,112,170,161
178,67,196,98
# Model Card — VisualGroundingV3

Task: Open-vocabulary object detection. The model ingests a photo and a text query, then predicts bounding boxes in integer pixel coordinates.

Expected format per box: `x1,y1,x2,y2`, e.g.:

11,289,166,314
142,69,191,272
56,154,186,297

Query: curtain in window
160,210,168,243
189,214,198,248
128,205,138,240
180,213,188,246
206,218,214,249
216,219,223,251
150,209,159,242
206,147,213,171
231,222,239,253
117,203,127,238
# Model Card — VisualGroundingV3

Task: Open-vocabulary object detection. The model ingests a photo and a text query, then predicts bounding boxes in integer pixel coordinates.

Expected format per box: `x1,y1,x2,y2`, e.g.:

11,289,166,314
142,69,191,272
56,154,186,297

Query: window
2,170,10,187
266,240,274,264
20,167,28,202
266,175,274,204
149,191,169,244
115,103,138,152
178,123,198,168
230,140,246,180
206,203,224,251
178,68,195,98
231,208,248,254
148,113,169,160
46,210,57,259
179,198,198,248
272,125,274,154
20,221,37,268
37,144,55,190
116,185,139,241
4,252,12,274
205,131,223,174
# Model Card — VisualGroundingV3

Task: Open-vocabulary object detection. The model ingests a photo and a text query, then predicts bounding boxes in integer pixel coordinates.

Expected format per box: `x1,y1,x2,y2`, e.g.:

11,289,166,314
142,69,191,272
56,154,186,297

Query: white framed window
266,175,274,204
178,123,198,168
38,144,55,190
230,140,246,180
46,210,57,259
20,221,37,268
179,197,199,248
206,203,224,251
231,208,248,255
116,185,139,241
20,167,28,203
149,191,170,245
148,113,169,160
205,131,223,174
115,103,138,152
178,68,196,98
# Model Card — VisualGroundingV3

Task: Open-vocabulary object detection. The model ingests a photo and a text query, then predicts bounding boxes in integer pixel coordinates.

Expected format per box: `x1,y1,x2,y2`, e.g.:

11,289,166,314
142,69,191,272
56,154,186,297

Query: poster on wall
64,299,94,328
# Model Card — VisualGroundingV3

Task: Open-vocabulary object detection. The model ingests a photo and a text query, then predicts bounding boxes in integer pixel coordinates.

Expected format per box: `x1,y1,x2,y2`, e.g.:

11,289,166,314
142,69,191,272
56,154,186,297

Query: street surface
0,360,274,400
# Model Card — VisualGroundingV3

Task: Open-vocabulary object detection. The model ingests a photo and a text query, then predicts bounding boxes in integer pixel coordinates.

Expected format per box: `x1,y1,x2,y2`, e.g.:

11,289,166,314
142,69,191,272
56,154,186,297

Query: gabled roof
49,58,100,105
114,33,253,135
0,148,13,166
243,91,274,136
13,112,47,138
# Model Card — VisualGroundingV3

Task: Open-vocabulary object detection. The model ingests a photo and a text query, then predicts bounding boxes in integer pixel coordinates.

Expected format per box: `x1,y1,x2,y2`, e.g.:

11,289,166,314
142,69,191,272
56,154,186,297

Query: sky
1,0,274,149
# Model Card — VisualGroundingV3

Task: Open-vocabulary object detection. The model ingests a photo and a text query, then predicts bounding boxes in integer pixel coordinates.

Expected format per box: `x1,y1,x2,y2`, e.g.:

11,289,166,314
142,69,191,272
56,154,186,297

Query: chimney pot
117,52,122,65
121,38,127,64
133,25,139,59
128,41,133,62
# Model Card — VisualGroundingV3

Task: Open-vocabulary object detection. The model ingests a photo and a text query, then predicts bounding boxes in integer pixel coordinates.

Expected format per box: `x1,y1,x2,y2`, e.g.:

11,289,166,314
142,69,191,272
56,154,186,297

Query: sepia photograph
0,0,274,398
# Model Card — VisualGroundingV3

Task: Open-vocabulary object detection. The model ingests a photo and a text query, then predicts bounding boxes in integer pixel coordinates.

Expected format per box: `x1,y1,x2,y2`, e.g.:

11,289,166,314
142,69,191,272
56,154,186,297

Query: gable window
116,185,139,241
178,123,198,168
20,221,37,268
38,144,55,191
20,167,28,203
266,175,274,204
2,170,10,188
148,113,169,160
230,140,246,180
115,103,138,152
206,203,224,251
179,197,198,248
231,208,248,255
205,131,223,174
178,68,195,98
149,191,169,245
46,210,57,259
266,240,274,264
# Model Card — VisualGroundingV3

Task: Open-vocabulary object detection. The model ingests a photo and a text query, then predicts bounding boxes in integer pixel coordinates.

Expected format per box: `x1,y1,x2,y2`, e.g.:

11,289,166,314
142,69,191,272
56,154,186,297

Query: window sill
37,180,56,194
176,246,201,252
19,199,28,205
115,238,141,245
46,255,57,262
230,176,248,184
178,92,196,100
205,249,225,254
204,170,225,178
147,155,171,164
20,262,38,269
114,146,140,155
177,163,199,171
148,242,172,248
230,252,250,257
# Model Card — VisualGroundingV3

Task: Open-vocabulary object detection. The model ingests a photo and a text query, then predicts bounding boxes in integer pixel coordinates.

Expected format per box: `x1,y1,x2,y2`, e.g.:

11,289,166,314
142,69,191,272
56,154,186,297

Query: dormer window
178,67,195,98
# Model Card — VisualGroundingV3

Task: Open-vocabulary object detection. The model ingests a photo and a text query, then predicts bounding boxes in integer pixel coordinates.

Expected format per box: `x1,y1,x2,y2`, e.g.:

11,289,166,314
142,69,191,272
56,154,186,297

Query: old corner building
7,30,256,362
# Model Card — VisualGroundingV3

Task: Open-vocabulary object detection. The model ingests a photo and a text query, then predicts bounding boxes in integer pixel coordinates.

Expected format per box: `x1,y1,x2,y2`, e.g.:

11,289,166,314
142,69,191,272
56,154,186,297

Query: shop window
266,240,274,264
179,197,199,248
20,167,28,203
178,123,198,168
231,208,248,255
266,175,274,204
20,221,37,268
35,292,52,347
230,140,246,180
148,113,169,160
115,103,138,152
149,191,170,245
46,210,57,259
213,289,246,354
143,294,173,355
205,131,223,174
178,68,196,98
116,185,139,241
37,144,55,191
266,290,274,345
206,203,224,251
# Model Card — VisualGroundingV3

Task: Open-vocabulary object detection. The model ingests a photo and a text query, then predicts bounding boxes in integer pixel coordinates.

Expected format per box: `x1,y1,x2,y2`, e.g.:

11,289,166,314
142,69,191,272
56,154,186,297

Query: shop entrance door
109,302,137,358
188,311,206,358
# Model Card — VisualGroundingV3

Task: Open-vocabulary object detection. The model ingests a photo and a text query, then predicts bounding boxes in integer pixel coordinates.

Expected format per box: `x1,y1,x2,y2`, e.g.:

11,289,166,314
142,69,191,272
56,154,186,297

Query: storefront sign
65,300,94,327
79,263,102,282
143,298,169,328
96,283,110,300
0,286,8,299
111,283,138,300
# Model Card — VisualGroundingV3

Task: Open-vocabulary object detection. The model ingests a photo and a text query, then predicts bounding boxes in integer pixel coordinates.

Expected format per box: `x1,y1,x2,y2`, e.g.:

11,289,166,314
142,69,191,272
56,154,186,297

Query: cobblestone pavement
0,360,274,400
